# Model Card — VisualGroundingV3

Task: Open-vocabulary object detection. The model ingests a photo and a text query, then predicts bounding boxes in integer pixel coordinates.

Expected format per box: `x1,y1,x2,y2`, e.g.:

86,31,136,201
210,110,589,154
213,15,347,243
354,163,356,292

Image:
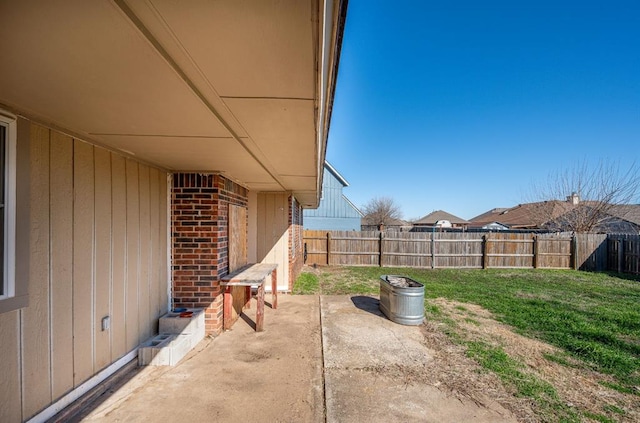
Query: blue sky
325,1,640,221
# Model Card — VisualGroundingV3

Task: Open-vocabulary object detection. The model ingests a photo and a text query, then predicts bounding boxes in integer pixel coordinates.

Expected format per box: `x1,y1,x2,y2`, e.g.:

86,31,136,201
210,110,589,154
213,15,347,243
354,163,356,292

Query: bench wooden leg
245,286,251,309
223,287,232,330
271,269,278,309
256,282,265,332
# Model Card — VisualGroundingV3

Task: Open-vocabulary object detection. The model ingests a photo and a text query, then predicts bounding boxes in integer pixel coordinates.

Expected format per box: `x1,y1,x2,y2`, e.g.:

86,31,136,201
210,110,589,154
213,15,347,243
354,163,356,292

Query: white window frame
0,113,17,301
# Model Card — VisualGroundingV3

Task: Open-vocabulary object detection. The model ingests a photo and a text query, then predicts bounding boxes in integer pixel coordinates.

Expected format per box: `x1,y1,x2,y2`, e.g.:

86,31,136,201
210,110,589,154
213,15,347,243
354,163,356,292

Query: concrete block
138,333,192,366
139,309,206,366
159,308,204,337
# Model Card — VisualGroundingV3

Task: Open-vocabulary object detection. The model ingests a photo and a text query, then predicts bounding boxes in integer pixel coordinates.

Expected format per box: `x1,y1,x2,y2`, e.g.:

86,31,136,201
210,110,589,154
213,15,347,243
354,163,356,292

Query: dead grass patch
428,298,639,422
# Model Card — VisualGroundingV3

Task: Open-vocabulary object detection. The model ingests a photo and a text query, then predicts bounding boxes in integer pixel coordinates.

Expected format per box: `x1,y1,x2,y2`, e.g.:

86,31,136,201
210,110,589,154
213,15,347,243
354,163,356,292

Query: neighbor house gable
304,161,362,230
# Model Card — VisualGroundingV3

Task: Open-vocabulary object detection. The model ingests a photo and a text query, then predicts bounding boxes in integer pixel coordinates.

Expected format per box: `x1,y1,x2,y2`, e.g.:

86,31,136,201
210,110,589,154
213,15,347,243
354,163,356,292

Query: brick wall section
172,173,248,335
288,196,304,291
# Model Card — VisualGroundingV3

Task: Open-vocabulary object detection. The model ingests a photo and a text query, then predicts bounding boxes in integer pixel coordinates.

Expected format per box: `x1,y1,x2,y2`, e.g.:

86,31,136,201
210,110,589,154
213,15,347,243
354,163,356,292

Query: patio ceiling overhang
0,0,347,208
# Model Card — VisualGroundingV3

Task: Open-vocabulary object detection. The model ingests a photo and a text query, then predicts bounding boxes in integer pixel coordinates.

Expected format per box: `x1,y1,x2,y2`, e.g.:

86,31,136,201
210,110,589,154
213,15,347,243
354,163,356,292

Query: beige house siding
257,193,290,291
0,120,168,422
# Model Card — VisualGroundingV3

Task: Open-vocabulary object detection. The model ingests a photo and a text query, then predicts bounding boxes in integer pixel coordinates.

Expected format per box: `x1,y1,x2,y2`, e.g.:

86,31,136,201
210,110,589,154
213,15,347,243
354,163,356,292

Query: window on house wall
0,115,16,301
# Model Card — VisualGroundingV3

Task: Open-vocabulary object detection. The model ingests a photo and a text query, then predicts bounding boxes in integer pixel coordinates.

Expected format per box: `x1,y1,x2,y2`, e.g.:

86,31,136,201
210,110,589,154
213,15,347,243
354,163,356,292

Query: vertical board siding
257,193,290,290
303,166,361,231
72,140,95,386
159,174,169,314
304,168,361,218
49,131,74,399
23,124,51,418
0,310,21,423
149,168,161,319
0,121,170,422
111,154,128,361
110,155,127,360
94,148,112,371
125,159,140,351
138,165,152,341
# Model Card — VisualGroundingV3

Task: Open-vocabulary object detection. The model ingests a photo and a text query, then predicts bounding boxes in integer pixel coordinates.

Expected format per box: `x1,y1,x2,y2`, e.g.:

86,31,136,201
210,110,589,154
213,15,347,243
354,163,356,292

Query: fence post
326,231,331,266
617,238,624,273
379,231,384,267
532,234,539,269
572,234,578,270
431,233,436,269
482,234,488,269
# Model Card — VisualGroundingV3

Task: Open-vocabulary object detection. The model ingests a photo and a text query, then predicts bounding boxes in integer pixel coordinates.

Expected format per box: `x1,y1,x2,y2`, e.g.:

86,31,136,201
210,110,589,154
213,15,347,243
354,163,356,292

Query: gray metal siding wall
304,216,361,230
304,167,360,230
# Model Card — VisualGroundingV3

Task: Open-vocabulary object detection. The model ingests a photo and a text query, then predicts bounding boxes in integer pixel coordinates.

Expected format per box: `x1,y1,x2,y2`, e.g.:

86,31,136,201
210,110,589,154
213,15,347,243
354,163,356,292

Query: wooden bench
220,263,278,332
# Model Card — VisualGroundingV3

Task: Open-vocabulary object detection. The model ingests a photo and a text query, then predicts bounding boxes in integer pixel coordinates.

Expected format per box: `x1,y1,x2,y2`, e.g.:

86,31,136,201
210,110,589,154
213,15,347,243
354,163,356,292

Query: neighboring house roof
306,161,361,217
324,161,349,187
469,201,574,229
470,200,640,232
482,222,510,230
607,204,640,226
469,208,509,224
414,210,469,225
342,194,364,217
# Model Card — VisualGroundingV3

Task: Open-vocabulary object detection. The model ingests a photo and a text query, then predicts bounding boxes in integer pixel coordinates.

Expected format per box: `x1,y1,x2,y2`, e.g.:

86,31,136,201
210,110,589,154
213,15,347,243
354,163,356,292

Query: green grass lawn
294,267,640,421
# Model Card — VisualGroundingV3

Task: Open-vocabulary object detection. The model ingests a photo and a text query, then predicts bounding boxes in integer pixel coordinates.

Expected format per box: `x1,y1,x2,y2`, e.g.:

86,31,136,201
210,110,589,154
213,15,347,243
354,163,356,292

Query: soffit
149,0,315,99
0,0,336,205
223,98,317,185
0,1,231,138
95,134,272,183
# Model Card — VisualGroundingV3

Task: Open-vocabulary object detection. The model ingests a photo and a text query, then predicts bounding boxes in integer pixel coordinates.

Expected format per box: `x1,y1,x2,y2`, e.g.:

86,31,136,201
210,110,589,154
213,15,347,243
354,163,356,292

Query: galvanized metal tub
379,275,425,325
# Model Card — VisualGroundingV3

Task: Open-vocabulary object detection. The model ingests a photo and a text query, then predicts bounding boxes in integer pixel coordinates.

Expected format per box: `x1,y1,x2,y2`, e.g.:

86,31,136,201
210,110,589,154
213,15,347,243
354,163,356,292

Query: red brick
172,173,248,333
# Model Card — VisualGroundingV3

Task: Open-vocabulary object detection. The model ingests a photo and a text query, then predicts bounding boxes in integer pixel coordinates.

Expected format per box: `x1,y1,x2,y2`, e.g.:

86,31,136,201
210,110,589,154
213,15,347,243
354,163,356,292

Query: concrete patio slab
71,294,517,423
74,295,324,423
321,295,517,423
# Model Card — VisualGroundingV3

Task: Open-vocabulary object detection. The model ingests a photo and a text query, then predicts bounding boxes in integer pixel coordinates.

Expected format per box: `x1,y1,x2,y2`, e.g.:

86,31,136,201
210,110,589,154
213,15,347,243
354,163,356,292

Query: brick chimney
567,192,580,205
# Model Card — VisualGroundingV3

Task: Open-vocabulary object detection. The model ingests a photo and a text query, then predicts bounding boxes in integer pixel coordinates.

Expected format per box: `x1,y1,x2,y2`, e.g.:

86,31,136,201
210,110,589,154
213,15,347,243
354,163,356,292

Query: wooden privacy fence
304,230,613,271
608,234,640,274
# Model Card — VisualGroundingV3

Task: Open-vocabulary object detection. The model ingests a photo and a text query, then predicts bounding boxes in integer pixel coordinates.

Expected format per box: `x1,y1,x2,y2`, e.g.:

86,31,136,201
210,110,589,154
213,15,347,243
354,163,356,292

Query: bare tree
528,160,640,233
362,196,402,227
